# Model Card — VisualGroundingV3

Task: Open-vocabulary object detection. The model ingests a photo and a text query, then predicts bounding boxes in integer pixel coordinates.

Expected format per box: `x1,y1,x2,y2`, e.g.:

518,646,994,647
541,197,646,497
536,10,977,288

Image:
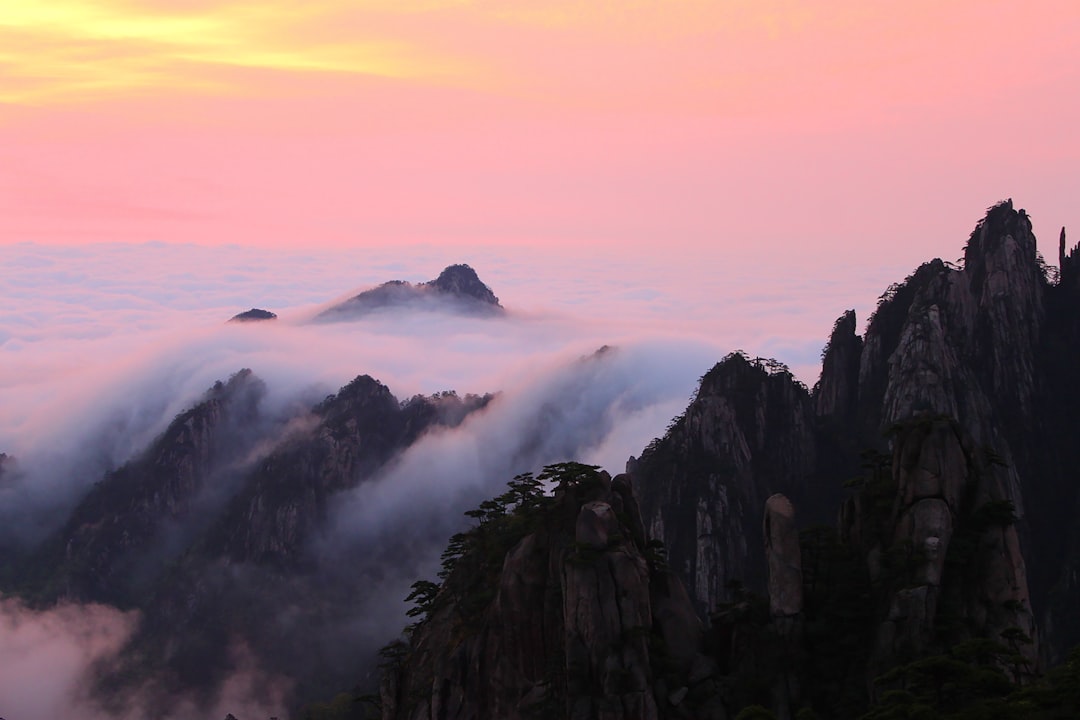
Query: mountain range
2,201,1079,719
381,200,1080,720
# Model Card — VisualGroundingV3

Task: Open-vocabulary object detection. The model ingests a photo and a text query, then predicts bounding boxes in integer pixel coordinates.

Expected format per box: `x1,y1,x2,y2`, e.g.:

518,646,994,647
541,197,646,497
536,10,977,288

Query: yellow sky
0,0,884,107
0,0,475,105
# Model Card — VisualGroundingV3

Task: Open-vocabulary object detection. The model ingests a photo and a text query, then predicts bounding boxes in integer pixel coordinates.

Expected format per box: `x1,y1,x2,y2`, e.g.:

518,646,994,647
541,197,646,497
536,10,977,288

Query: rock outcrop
635,200,1080,666
382,465,717,720
633,353,820,615
764,494,803,619
423,264,501,306
814,310,862,426
858,417,1037,683
316,264,503,321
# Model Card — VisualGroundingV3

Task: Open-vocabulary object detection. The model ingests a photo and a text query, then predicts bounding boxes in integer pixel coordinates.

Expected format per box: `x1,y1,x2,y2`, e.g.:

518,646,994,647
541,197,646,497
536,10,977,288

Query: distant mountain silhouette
315,263,503,321
228,308,277,323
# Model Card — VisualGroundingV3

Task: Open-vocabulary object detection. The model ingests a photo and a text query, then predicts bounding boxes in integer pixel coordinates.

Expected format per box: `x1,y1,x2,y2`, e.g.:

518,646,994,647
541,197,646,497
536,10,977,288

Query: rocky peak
853,202,1050,511
1059,226,1080,290
962,201,1045,404
963,199,1037,277
317,263,503,321
316,374,397,422
634,352,819,616
815,309,863,424
423,263,501,307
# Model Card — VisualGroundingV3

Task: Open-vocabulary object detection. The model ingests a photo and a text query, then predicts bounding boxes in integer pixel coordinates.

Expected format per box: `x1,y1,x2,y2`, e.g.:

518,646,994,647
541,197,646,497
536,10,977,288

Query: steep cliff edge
5,371,491,716
13,369,268,606
847,417,1038,688
108,379,491,712
632,200,1079,664
381,464,718,720
632,354,819,616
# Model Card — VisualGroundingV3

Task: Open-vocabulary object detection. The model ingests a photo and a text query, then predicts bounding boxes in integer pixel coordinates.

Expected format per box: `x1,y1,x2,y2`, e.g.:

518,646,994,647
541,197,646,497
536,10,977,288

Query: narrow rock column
764,494,804,618
764,494,803,720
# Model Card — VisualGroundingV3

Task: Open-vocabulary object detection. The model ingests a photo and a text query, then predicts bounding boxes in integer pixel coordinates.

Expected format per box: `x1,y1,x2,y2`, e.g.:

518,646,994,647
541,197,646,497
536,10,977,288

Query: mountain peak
316,263,503,321
423,263,501,307
964,198,1038,272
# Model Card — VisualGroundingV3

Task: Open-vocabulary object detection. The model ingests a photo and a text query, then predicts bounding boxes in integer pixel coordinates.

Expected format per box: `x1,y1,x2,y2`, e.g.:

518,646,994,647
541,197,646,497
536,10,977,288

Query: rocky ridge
316,264,503,321
635,200,1079,663
4,371,492,715
381,201,1079,719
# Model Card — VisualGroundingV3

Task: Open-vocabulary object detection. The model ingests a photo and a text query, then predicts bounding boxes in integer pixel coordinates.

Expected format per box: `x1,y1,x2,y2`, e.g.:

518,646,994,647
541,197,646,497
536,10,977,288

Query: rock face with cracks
852,417,1038,684
634,200,1080,667
381,466,717,720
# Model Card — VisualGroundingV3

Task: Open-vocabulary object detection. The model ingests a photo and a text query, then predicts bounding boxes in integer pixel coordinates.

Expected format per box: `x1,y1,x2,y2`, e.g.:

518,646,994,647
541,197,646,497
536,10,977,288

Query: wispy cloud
0,0,476,105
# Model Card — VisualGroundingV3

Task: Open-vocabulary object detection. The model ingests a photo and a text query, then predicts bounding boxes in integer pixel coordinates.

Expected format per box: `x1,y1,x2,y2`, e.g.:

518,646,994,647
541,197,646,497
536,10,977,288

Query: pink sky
1,1,1076,262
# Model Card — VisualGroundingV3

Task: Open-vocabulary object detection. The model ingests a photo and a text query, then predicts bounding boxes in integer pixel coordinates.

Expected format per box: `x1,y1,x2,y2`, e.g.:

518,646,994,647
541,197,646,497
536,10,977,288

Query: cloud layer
0,239,948,717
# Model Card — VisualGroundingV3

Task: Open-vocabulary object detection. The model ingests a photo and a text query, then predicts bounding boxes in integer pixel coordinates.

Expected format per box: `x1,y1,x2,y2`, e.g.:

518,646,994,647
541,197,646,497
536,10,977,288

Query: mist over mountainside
0,264,726,718
3,202,1080,719
384,201,1080,720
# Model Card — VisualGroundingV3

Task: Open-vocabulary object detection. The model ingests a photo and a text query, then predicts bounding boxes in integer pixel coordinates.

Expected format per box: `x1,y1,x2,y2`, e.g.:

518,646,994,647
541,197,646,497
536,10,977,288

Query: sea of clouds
0,240,904,718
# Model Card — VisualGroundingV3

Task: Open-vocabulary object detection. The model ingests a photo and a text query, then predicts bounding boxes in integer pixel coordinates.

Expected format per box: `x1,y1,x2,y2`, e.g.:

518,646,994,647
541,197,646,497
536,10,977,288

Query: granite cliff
381,464,719,720
3,201,1078,719
379,201,1080,719
634,200,1080,665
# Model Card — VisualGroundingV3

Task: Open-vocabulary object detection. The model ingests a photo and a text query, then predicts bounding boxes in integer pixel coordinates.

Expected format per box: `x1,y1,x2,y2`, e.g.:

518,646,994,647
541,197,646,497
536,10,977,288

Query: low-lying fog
0,240,903,719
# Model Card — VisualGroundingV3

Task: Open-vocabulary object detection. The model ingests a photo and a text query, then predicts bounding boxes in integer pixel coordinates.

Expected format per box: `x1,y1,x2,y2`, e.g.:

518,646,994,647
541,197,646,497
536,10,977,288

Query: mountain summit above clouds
6,203,1080,720
382,200,1080,720
316,263,503,321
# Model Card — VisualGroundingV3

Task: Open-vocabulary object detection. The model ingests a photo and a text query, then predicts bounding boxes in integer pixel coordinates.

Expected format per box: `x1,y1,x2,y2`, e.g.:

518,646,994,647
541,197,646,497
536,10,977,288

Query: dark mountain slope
382,464,714,720
631,354,819,616
12,369,268,606
2,371,491,716
634,200,1080,663
379,201,1080,720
